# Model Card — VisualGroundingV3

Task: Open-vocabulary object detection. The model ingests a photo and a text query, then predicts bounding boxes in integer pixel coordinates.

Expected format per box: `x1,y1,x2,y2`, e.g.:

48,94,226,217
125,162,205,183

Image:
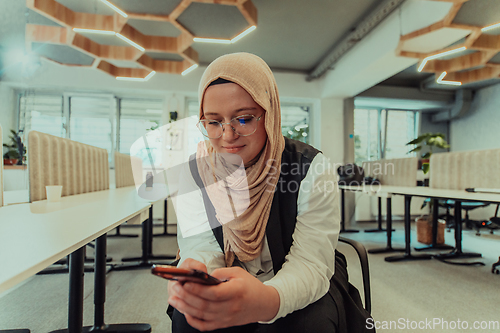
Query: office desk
0,187,152,333
339,185,404,254
374,186,500,264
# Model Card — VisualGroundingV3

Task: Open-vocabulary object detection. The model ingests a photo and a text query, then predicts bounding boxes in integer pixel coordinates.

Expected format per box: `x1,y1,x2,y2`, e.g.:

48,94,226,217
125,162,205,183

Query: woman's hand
168,261,280,332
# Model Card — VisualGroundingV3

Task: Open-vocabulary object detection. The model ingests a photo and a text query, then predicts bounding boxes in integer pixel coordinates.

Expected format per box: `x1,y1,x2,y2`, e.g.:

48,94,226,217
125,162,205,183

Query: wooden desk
0,187,152,333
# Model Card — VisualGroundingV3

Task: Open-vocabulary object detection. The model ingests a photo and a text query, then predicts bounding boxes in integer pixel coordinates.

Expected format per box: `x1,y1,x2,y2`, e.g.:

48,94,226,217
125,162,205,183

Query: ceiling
0,0,382,77
0,0,499,95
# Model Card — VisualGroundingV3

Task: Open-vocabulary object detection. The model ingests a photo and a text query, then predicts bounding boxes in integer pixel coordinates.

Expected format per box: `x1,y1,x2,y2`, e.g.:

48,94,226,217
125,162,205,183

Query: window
119,99,163,155
354,109,418,164
69,96,116,164
19,93,65,137
281,104,310,144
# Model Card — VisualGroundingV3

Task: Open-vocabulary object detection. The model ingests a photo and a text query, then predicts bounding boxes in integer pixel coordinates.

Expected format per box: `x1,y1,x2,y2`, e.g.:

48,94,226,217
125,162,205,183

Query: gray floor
1,220,499,333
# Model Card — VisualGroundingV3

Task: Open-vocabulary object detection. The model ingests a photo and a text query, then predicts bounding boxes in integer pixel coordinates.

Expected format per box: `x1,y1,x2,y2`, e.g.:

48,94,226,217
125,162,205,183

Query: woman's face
202,82,267,166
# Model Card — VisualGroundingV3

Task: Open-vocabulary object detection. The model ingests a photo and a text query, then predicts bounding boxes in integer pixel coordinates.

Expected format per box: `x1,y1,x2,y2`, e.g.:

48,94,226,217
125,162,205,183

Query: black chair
339,236,371,313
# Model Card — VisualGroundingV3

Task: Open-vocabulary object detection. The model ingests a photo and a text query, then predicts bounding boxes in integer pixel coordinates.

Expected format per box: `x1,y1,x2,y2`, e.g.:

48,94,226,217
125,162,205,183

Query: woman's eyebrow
204,107,258,117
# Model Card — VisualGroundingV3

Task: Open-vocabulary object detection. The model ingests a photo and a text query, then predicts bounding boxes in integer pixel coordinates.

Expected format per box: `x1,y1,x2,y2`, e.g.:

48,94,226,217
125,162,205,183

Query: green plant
407,132,450,174
2,130,26,164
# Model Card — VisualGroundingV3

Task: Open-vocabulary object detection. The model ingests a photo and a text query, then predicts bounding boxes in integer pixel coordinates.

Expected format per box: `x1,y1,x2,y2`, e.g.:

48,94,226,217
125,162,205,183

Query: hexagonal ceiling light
396,0,500,86
25,0,257,79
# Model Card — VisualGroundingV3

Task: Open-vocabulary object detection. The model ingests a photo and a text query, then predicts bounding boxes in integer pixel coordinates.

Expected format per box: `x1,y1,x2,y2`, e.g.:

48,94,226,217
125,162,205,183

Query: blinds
119,98,163,155
19,92,64,138
69,96,116,165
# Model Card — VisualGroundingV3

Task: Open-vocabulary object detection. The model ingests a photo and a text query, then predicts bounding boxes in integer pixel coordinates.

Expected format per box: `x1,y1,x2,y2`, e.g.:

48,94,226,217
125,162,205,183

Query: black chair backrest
339,236,371,313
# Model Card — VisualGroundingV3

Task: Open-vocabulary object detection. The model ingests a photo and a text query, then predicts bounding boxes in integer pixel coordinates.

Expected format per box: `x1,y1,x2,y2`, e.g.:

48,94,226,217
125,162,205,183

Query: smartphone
151,265,222,285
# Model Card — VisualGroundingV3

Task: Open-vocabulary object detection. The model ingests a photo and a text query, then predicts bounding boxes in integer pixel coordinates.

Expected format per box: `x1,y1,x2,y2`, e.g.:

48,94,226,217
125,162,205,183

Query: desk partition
114,152,142,189
28,131,109,202
430,148,500,190
362,157,418,187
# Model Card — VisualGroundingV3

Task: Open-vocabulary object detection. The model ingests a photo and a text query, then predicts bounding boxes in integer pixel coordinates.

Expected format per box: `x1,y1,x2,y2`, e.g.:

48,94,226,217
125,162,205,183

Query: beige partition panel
362,157,418,186
430,149,500,190
114,152,143,189
0,125,3,207
28,131,109,202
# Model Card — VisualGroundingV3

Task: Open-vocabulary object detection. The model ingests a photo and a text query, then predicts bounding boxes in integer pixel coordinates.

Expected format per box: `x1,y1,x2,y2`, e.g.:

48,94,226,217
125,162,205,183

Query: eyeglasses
196,114,262,139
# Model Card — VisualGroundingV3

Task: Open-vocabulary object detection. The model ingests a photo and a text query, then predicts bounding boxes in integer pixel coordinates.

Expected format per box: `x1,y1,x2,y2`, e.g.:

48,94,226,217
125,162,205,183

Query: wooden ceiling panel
400,27,471,53
398,0,500,86
25,0,256,77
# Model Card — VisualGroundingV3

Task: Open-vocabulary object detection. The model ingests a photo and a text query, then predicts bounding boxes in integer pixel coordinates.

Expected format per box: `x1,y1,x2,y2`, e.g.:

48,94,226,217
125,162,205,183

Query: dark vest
188,137,319,274
187,138,374,332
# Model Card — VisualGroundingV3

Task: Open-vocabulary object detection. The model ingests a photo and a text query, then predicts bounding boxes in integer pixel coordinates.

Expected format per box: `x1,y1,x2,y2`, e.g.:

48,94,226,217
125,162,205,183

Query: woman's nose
221,123,239,141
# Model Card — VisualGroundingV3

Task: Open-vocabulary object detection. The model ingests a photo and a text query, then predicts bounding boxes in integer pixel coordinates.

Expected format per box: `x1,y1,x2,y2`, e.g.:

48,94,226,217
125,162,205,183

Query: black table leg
49,246,85,333
83,234,151,333
365,197,395,233
340,188,359,233
111,206,175,271
153,199,176,237
108,225,138,238
415,198,453,252
433,201,484,266
385,195,432,262
369,197,405,254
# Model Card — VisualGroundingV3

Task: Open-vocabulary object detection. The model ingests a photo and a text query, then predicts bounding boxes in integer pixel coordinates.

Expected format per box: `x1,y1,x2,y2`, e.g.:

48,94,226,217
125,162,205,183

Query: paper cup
46,185,63,202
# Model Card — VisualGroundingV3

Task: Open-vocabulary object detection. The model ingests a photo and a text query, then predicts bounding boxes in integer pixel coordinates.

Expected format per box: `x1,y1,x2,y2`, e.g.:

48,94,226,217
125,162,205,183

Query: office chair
339,236,371,313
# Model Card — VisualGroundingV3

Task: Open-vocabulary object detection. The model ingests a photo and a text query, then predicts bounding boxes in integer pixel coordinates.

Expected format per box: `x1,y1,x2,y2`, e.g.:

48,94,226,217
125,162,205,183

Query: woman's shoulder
282,137,321,162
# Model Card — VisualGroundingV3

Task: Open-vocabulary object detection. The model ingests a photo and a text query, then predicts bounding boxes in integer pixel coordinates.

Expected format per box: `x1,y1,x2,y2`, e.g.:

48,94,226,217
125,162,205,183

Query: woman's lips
223,145,245,153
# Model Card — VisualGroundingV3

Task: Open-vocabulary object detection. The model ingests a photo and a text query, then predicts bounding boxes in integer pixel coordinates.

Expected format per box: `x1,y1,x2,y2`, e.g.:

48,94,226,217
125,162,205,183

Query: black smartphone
151,265,222,285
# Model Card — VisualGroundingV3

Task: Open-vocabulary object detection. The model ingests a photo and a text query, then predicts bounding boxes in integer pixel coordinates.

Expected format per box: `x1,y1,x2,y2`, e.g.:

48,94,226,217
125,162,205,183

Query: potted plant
406,132,450,174
3,130,26,166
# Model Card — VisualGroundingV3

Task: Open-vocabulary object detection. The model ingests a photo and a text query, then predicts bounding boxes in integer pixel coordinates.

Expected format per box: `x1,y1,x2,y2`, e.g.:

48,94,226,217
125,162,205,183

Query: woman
168,52,341,332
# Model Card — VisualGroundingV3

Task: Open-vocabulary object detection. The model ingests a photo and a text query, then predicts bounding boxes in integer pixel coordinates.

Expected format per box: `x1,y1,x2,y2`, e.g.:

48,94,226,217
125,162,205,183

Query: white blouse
175,153,340,323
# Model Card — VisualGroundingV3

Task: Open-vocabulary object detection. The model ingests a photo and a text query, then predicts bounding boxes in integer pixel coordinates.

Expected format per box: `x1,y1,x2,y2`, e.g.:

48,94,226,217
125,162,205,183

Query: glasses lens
231,115,258,136
197,120,222,139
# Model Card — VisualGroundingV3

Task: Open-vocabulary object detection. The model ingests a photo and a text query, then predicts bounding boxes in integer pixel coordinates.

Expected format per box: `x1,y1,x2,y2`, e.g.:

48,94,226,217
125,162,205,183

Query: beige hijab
196,52,285,266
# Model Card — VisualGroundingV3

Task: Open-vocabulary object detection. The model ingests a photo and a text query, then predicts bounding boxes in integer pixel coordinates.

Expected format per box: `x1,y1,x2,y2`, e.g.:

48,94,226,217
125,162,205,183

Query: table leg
340,188,359,233
415,198,453,252
108,225,139,238
49,246,85,333
365,197,395,233
83,233,151,333
112,207,175,271
153,199,176,237
385,195,432,262
368,197,405,254
433,201,484,266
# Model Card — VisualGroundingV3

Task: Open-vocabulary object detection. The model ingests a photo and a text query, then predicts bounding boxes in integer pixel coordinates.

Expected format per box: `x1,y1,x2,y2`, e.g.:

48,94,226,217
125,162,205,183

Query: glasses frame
196,114,263,139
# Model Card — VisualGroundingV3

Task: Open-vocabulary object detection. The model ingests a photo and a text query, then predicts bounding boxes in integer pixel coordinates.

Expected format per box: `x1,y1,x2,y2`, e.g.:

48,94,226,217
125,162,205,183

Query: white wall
450,83,500,152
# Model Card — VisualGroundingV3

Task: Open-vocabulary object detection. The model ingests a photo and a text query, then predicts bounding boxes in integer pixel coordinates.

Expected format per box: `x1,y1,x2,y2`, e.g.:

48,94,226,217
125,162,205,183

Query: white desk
374,186,500,264
0,187,152,333
0,187,151,293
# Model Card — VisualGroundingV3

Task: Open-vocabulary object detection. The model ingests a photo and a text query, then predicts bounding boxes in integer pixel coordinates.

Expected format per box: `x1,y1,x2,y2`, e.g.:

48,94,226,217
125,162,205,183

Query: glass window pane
119,99,163,155
19,94,65,137
354,109,378,164
69,96,115,163
281,104,310,144
384,110,416,159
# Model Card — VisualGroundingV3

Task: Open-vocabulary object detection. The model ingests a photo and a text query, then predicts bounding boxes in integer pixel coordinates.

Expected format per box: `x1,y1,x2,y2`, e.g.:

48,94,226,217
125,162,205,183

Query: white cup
46,185,63,202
